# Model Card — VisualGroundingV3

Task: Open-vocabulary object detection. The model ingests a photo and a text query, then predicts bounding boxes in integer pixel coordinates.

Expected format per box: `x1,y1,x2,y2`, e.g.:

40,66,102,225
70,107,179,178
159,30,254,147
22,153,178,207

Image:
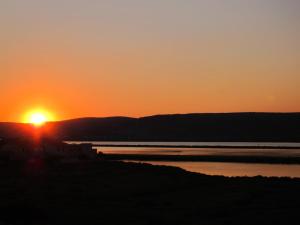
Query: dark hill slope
0,161,299,225
1,113,300,142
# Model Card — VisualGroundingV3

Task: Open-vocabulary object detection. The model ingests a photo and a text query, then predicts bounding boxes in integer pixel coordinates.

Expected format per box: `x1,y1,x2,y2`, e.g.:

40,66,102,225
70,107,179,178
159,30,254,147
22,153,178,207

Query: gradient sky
1,0,300,122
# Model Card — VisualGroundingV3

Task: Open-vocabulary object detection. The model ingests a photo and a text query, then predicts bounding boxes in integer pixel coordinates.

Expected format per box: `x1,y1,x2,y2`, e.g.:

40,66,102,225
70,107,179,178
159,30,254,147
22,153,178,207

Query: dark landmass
0,160,299,225
103,153,300,164
1,112,300,142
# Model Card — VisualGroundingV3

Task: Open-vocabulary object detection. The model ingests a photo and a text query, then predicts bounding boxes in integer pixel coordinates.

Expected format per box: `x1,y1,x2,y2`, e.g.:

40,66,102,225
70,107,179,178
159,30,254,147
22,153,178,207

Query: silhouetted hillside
1,113,300,142
0,160,300,225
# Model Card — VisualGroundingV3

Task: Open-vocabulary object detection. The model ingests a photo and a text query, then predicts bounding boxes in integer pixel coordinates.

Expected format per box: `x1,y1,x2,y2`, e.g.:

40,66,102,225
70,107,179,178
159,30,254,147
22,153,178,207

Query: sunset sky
1,0,300,122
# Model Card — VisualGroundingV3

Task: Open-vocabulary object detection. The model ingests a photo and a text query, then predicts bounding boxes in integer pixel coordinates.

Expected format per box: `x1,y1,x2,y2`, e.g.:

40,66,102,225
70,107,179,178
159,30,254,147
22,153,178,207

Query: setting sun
29,113,47,126
24,109,54,126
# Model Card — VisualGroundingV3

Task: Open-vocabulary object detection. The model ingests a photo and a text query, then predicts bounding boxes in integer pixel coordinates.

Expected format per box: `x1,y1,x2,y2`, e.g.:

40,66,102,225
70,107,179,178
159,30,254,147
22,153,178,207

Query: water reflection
127,161,300,178
67,141,300,177
98,147,300,157
68,141,300,148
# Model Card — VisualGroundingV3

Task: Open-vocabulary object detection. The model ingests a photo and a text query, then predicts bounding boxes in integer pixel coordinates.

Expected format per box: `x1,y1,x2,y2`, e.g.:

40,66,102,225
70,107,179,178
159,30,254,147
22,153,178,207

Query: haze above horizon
1,0,300,122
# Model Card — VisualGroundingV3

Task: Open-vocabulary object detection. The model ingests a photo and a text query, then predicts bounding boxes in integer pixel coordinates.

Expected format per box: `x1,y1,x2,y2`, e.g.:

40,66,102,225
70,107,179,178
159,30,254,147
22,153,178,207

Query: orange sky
1,0,300,122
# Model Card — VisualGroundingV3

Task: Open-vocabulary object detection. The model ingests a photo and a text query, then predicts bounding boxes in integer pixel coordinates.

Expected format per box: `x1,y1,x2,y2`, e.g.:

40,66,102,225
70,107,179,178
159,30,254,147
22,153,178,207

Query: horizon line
1,111,300,124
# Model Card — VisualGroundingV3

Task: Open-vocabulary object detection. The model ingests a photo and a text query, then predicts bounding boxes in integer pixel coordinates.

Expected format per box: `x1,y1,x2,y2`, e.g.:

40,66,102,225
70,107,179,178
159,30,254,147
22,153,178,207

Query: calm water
68,141,300,148
126,161,300,178
67,141,300,177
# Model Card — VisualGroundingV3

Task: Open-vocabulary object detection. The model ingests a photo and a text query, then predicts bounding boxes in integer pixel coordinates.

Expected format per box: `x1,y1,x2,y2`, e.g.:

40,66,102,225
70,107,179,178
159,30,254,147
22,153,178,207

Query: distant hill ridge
1,113,300,142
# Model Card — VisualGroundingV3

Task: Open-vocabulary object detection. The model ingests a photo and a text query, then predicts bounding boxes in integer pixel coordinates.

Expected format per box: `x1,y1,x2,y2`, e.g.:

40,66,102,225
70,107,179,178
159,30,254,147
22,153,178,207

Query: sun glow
24,109,54,126
29,113,47,126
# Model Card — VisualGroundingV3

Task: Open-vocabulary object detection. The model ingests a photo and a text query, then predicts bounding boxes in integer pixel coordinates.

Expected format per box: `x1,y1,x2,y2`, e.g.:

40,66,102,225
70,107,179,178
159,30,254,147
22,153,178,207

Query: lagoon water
126,161,300,178
68,141,300,178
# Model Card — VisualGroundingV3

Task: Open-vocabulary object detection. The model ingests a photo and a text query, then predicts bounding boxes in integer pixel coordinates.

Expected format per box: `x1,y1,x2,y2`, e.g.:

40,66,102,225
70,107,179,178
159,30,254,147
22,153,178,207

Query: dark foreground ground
0,160,299,225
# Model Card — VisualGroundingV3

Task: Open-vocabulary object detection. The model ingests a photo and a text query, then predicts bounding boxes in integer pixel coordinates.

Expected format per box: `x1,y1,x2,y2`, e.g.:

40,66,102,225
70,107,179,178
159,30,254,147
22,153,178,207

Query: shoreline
102,153,300,164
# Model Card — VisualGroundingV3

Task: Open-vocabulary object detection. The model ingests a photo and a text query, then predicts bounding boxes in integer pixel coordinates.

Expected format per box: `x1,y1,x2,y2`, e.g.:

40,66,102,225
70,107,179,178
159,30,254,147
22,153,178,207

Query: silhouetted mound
0,137,96,161
2,112,300,142
0,160,299,225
